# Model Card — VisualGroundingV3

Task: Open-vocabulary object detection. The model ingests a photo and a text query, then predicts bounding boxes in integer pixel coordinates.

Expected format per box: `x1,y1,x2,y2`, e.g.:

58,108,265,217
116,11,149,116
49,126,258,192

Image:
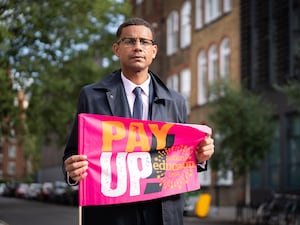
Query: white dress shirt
121,72,150,120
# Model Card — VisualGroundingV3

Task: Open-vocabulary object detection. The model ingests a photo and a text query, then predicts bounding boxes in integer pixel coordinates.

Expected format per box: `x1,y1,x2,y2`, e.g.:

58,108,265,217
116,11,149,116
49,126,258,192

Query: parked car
26,183,42,200
49,181,68,204
0,183,7,196
15,183,29,198
40,182,53,201
64,185,78,206
2,181,18,197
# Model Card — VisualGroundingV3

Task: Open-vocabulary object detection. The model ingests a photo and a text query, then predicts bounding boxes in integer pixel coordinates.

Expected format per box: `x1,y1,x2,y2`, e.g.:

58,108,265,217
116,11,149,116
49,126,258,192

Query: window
197,50,207,105
180,1,191,48
208,44,218,101
166,11,179,55
180,69,191,113
195,0,203,29
223,0,232,13
198,164,211,186
7,161,16,176
8,145,16,159
166,75,179,92
136,0,143,4
287,114,300,189
217,170,233,186
267,120,280,189
219,38,231,82
205,0,221,23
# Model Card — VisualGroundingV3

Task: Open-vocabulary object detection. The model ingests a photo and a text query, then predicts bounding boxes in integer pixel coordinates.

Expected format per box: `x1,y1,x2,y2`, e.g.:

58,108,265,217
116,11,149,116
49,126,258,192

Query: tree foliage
209,85,275,177
276,81,300,112
0,0,131,171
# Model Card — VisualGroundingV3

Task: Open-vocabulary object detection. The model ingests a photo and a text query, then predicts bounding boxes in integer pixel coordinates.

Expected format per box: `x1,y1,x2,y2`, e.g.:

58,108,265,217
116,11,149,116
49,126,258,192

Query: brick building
130,0,300,207
0,91,28,181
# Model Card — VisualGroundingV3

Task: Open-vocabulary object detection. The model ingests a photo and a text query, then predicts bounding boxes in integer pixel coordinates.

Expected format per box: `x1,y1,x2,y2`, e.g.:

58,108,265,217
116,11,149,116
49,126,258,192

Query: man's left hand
195,135,214,163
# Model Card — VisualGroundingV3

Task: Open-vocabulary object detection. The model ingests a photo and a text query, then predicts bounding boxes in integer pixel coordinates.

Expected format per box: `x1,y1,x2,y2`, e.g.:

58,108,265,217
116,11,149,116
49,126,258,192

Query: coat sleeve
62,87,89,182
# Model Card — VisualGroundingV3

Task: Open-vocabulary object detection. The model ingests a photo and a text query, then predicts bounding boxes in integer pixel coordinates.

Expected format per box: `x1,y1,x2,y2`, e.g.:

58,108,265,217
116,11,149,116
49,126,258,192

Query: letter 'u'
100,152,127,197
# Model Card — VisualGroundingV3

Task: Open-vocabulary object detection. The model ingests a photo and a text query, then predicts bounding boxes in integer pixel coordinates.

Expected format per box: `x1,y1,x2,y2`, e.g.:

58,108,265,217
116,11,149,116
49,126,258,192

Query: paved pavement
0,194,253,225
184,205,257,225
0,205,240,225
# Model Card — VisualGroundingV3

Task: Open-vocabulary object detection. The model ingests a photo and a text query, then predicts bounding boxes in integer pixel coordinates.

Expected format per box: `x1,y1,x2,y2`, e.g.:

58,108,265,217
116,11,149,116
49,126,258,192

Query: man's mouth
131,56,145,60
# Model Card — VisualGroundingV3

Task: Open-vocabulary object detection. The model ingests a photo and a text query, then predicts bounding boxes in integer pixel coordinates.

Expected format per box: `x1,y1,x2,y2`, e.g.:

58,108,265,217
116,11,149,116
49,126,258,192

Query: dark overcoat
63,69,205,225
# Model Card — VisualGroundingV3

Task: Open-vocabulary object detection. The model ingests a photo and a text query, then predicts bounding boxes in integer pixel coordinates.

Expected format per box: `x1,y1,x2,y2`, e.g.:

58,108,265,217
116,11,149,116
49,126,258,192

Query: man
63,18,214,225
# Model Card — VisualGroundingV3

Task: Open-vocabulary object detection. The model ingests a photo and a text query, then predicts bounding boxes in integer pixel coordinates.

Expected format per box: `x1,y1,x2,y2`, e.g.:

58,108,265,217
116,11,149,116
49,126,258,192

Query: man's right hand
64,155,88,183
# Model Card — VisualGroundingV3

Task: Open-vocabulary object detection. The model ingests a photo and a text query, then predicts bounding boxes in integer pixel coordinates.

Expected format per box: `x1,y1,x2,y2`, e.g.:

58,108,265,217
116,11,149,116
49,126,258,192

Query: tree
209,84,275,205
276,81,300,112
0,0,130,176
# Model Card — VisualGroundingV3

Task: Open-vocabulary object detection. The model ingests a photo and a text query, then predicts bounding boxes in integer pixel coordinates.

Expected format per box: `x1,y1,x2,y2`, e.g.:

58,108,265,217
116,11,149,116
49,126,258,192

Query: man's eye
127,39,136,44
140,39,150,45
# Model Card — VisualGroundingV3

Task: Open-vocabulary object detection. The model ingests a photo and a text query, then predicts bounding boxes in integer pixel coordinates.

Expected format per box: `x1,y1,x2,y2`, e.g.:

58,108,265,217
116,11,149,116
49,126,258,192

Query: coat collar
92,69,173,102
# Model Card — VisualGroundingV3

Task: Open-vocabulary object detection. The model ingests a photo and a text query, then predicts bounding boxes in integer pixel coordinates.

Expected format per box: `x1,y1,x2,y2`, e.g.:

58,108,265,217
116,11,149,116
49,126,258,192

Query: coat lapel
93,70,131,118
106,85,131,118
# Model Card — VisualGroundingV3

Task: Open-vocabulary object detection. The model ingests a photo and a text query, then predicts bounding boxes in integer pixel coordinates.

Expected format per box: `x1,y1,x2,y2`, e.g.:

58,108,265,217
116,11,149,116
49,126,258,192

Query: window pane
180,69,191,113
251,169,262,189
268,166,280,189
266,119,280,189
289,164,300,188
167,75,179,92
220,38,230,80
197,51,207,105
180,1,191,48
223,0,232,13
198,164,211,186
195,0,203,29
208,45,218,101
8,145,16,159
205,0,221,23
167,11,178,55
287,114,300,189
7,162,16,175
180,69,191,97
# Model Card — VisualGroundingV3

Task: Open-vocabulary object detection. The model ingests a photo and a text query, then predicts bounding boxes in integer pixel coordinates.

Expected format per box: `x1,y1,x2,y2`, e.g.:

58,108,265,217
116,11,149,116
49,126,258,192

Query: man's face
113,25,157,74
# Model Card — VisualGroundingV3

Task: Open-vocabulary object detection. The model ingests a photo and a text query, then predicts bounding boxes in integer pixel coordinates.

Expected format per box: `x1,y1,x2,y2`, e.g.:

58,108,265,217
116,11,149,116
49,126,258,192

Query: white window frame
205,0,221,23
180,68,191,113
223,0,232,13
197,50,207,105
8,144,16,159
7,161,16,175
166,11,179,55
166,75,179,92
198,163,211,186
220,38,230,81
217,170,233,186
180,1,191,48
208,44,218,101
195,0,203,29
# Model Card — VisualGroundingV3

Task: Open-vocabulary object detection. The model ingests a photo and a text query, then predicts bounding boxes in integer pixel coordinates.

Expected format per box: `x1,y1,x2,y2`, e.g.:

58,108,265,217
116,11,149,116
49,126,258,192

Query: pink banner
78,113,211,206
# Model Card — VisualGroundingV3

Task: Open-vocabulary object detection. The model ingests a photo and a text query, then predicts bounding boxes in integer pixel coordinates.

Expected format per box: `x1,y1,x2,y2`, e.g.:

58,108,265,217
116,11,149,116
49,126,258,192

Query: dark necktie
133,87,143,119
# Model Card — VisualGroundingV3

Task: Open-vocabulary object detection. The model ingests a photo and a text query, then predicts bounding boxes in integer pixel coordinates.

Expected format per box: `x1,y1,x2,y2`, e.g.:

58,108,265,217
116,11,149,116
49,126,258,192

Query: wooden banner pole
79,206,82,225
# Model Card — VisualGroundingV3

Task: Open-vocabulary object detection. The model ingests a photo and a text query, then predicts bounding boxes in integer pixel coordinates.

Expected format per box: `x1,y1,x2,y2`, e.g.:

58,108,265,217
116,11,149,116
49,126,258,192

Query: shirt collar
121,72,150,97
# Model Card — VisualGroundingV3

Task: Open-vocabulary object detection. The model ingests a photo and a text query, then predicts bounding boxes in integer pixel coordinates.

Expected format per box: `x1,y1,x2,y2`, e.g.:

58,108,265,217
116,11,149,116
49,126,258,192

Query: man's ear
152,45,158,59
112,43,119,57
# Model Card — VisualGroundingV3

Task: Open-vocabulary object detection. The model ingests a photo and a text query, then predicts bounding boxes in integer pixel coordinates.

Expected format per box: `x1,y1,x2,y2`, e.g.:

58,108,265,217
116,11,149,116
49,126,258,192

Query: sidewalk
197,206,256,224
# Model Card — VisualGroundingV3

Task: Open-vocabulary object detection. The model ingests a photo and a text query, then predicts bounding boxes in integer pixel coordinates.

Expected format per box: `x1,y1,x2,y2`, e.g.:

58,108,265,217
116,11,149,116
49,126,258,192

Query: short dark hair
116,18,155,40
